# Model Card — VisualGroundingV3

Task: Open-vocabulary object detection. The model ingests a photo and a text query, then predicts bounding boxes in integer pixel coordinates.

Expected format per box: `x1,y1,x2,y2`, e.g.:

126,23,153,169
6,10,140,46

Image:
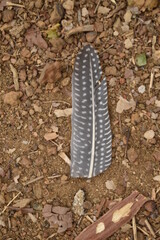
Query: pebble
105,180,116,190
127,148,138,162
32,104,42,112
144,130,155,140
131,113,140,124
124,38,133,49
2,10,14,22
63,0,74,10
25,86,34,97
98,6,110,15
153,150,160,161
124,10,132,23
115,184,126,195
50,38,66,53
138,85,145,94
61,77,70,87
47,146,57,156
82,7,88,17
3,91,23,106
72,190,85,216
144,200,156,213
50,3,64,24
19,69,27,81
86,32,97,43
109,77,117,87
35,0,43,9
33,183,42,199
105,66,117,76
83,201,92,210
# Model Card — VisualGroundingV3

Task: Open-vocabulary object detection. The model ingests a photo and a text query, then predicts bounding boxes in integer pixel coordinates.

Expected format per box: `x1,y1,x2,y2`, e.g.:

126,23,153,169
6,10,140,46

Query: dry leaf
25,25,48,49
155,100,160,107
54,108,72,117
13,198,32,208
0,217,5,227
28,213,37,223
0,167,5,178
44,132,58,141
116,96,136,113
10,64,19,91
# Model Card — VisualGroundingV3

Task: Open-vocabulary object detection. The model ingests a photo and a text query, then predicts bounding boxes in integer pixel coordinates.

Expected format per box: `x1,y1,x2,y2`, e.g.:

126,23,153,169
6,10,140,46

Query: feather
71,45,112,178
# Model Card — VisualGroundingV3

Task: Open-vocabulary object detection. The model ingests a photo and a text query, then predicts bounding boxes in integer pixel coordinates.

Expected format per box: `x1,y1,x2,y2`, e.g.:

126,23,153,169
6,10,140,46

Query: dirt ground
0,0,160,239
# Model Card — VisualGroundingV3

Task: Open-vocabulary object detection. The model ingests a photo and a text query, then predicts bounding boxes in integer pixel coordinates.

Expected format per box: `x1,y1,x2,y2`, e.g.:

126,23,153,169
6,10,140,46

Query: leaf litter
25,26,48,49
116,96,136,113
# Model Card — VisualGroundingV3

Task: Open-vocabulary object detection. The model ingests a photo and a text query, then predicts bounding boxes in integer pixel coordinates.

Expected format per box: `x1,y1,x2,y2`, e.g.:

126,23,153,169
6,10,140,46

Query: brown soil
0,0,160,239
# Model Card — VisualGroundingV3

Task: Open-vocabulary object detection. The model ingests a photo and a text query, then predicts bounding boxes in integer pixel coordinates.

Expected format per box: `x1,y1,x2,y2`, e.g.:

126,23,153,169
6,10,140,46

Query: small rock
105,180,116,190
124,38,133,49
124,68,134,79
151,112,158,120
83,201,92,210
2,54,10,61
138,85,145,94
0,194,5,204
0,167,5,178
50,3,64,24
115,184,126,195
19,69,27,81
105,66,117,76
153,150,160,161
35,0,43,9
72,190,85,216
47,146,57,156
39,62,62,85
61,20,73,31
109,77,117,87
124,10,132,23
50,38,66,53
144,200,156,213
98,6,110,15
36,20,45,28
119,78,125,84
2,10,14,22
155,100,160,107
131,113,140,124
63,0,74,10
32,104,42,113
3,91,23,106
61,77,70,87
44,132,58,141
144,130,155,140
61,174,68,182
127,148,138,162
20,157,31,168
25,86,34,97
86,32,97,43
137,231,145,240
94,22,104,32
21,47,31,58
82,7,88,17
33,183,42,199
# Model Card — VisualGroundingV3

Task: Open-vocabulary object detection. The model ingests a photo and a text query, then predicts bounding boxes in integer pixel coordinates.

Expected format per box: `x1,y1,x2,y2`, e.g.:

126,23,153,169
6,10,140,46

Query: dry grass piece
66,25,94,38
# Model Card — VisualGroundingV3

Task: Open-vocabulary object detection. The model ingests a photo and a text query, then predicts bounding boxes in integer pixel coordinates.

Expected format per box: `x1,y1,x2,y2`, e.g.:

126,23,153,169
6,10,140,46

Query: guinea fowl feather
71,45,112,178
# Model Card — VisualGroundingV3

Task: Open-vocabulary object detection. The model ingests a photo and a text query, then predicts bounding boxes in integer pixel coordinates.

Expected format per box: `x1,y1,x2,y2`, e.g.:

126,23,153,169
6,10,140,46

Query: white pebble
138,85,145,94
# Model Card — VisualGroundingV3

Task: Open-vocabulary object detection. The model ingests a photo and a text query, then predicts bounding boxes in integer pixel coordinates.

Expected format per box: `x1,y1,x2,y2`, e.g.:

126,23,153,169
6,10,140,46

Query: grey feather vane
71,45,112,178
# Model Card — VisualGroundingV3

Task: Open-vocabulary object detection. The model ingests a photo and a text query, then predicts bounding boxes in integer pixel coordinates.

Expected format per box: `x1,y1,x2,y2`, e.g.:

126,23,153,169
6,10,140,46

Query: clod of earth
3,91,23,106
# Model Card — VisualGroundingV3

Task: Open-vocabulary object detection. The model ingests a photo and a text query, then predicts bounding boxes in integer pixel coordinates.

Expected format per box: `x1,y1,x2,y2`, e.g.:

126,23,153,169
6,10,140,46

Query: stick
144,219,156,238
94,0,101,13
75,191,147,240
0,192,21,215
105,2,125,19
47,233,56,240
6,2,25,8
149,69,155,96
23,176,44,186
96,198,106,218
132,217,138,240
10,64,19,91
58,152,71,166
8,206,34,213
85,215,94,224
66,25,94,38
137,226,150,237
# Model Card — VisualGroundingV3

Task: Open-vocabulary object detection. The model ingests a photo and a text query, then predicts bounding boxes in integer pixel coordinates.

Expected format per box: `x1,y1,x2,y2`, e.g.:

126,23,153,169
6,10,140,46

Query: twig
144,219,156,238
149,69,155,96
0,192,21,215
8,206,34,214
124,128,131,158
78,9,82,25
94,0,101,13
85,215,94,223
47,233,56,240
105,2,126,19
6,2,25,8
118,114,122,133
132,216,138,240
10,64,19,91
137,226,150,237
23,176,44,186
48,174,61,179
66,25,94,38
58,152,71,166
96,198,106,218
